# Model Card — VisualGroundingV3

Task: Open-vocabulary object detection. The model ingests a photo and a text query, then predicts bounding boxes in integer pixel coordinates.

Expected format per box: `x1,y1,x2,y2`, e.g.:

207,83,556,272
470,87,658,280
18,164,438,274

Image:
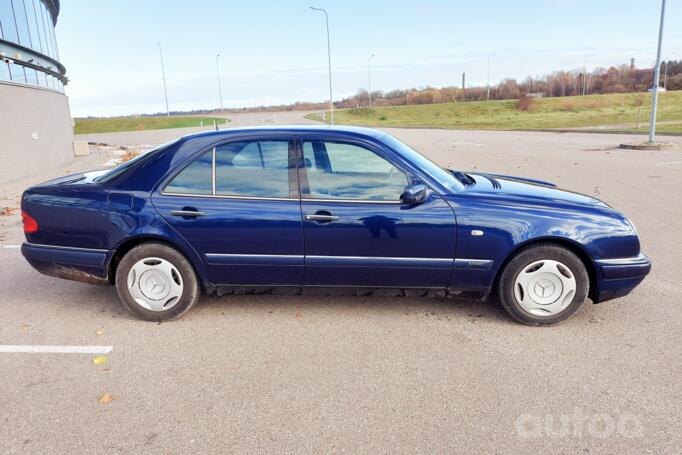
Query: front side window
381,134,464,193
302,141,408,201
164,140,292,198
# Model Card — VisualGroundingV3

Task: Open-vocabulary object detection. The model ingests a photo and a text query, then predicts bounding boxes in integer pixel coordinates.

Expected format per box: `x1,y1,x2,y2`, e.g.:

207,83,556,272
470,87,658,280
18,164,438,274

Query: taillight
21,210,38,233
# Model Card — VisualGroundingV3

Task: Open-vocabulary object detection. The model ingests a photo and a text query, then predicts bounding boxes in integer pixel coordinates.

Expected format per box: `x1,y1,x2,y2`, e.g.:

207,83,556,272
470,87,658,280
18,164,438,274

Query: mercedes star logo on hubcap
534,279,555,298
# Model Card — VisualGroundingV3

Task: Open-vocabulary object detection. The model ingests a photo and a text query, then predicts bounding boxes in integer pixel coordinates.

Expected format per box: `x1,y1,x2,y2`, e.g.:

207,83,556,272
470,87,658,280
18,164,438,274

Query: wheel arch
107,235,208,292
491,237,598,301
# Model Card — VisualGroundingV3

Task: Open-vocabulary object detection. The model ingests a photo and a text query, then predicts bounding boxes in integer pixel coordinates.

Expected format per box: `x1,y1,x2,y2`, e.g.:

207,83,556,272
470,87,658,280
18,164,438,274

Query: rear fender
108,209,211,291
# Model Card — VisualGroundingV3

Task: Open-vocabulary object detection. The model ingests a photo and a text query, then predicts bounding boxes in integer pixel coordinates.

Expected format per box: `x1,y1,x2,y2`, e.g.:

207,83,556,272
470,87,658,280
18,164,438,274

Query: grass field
74,116,229,134
307,91,682,133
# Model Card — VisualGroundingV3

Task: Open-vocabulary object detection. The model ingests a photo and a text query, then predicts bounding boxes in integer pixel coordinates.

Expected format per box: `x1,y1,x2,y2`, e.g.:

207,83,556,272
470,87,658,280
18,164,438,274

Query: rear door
152,137,304,286
297,137,457,288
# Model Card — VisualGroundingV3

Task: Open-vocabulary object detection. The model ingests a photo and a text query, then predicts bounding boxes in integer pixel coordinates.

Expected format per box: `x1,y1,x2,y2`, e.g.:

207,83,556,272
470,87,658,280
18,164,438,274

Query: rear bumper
593,253,652,302
21,242,113,285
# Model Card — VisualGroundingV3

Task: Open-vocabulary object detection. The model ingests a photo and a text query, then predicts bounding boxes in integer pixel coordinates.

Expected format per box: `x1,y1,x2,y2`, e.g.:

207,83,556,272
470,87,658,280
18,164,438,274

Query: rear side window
164,140,292,198
215,140,290,198
164,150,212,194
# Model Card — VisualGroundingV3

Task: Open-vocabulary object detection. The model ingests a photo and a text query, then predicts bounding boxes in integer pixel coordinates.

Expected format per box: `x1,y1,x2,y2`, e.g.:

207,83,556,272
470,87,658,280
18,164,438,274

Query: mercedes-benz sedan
21,126,651,325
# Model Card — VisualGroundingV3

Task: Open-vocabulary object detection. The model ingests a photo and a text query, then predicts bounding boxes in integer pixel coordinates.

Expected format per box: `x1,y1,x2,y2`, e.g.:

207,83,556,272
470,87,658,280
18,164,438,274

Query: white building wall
0,82,74,185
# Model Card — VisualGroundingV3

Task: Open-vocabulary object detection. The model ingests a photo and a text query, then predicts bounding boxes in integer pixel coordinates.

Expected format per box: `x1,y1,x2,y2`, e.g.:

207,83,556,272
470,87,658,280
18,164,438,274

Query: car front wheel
115,243,200,321
498,244,589,326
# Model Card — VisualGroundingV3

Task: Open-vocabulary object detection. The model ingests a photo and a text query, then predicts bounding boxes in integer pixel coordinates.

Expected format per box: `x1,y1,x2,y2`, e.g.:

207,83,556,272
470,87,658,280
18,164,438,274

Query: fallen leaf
92,355,108,365
120,150,140,163
97,392,114,404
95,329,104,336
0,207,14,216
295,305,303,320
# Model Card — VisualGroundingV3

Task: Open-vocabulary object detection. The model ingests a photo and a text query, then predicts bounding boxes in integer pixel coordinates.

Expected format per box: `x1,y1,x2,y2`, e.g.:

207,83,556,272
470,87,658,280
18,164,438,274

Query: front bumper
593,253,652,302
21,242,113,285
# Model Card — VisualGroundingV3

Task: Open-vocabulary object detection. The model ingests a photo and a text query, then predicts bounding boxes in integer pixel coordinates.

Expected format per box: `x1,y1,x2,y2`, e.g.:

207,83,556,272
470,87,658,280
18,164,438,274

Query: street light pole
486,53,495,101
156,42,169,116
648,0,666,143
310,6,334,124
583,53,595,96
368,54,375,109
216,54,223,113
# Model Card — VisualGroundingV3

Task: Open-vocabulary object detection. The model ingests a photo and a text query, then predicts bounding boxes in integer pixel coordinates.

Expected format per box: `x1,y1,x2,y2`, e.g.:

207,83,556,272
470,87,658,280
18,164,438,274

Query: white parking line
451,141,488,147
0,345,113,354
656,160,682,167
0,245,21,249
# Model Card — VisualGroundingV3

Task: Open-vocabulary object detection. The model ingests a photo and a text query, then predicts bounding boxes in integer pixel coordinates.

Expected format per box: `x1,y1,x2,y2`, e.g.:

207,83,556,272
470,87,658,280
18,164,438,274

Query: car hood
461,171,609,209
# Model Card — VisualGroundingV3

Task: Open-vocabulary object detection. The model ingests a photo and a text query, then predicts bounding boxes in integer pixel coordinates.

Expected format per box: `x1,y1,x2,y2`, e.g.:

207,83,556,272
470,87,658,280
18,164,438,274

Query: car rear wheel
498,244,589,326
115,243,199,321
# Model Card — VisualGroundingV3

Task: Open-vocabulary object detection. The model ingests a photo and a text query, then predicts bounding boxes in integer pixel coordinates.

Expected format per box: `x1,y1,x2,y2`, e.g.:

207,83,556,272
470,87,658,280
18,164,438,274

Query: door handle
305,213,339,222
171,210,205,217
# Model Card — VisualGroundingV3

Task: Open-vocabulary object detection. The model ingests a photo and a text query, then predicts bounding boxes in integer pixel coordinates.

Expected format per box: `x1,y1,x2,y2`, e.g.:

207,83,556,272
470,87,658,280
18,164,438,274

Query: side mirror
401,184,428,205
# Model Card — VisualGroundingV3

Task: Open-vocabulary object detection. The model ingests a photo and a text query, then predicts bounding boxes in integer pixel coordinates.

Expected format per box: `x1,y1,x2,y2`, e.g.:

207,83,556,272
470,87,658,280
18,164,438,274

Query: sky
56,0,682,117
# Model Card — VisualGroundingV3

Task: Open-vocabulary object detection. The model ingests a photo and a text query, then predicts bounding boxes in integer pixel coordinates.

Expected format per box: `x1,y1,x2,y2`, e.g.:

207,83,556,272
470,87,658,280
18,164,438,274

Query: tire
497,243,589,326
115,243,200,321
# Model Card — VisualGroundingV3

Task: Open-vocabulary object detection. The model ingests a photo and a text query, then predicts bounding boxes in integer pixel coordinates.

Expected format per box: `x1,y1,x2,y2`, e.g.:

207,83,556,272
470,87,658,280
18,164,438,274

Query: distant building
526,92,545,98
0,0,74,185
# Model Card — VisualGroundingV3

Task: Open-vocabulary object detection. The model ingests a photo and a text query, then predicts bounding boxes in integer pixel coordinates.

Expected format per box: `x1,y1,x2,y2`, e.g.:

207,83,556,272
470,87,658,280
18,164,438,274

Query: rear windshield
94,140,178,183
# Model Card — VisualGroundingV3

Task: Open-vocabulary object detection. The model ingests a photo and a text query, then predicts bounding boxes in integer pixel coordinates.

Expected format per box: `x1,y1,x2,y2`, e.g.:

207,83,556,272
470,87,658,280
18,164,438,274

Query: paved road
1,117,681,453
75,110,320,146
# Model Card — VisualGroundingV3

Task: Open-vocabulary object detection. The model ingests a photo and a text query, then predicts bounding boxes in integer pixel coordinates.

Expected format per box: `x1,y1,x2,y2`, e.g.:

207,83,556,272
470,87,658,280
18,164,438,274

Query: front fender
444,195,639,292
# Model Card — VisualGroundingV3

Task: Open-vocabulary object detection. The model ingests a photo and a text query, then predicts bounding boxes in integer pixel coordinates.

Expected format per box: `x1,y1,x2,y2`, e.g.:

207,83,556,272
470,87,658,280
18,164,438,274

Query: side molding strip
205,253,304,266
306,255,454,268
452,258,494,270
23,242,109,253
204,253,493,270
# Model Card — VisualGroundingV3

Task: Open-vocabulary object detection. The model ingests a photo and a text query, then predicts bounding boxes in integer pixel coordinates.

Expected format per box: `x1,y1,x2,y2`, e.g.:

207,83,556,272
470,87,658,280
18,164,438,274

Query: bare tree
634,93,646,129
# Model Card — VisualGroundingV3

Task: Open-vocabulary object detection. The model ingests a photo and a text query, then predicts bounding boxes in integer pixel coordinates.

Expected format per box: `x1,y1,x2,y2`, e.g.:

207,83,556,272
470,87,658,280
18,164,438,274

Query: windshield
381,134,464,192
94,140,178,183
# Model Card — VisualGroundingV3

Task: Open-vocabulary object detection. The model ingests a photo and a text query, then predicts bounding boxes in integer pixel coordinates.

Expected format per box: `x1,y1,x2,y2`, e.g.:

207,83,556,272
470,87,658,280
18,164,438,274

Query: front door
297,138,457,288
152,138,304,286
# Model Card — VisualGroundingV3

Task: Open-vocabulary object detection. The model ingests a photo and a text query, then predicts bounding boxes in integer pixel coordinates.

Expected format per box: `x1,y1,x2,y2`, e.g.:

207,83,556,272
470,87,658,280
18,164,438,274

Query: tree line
336,60,682,109
165,60,682,115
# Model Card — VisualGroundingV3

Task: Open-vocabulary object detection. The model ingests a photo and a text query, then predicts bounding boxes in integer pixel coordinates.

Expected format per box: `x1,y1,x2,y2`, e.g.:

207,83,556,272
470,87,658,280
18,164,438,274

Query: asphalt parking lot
1,115,681,453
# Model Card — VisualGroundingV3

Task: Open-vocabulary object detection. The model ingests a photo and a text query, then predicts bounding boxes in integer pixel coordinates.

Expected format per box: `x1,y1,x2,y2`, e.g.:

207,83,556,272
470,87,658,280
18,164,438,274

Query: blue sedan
20,126,651,325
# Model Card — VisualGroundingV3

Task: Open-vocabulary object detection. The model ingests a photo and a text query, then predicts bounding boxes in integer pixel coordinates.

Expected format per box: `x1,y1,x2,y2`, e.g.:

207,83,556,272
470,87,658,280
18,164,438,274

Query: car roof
180,124,387,141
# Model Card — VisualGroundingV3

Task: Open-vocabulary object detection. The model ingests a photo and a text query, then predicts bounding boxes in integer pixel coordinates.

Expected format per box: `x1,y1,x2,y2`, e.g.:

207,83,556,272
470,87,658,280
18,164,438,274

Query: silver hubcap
127,257,183,312
513,259,577,317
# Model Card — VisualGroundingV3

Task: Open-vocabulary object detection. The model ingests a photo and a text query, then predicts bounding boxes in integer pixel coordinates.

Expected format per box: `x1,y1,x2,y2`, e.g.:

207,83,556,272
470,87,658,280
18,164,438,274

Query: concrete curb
618,142,681,150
